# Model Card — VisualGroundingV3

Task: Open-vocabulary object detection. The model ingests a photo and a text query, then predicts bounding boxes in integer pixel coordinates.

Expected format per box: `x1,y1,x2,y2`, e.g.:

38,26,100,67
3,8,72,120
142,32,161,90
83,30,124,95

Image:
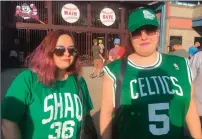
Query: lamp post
159,2,166,53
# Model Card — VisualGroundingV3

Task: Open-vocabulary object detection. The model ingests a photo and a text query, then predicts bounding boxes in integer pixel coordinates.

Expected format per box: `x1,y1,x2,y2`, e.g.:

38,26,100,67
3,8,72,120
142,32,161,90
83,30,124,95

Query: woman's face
131,25,159,57
53,34,76,70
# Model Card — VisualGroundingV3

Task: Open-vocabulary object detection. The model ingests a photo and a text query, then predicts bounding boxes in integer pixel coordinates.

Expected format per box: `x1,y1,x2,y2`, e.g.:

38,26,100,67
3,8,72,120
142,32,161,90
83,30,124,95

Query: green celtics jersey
104,53,193,139
1,69,93,139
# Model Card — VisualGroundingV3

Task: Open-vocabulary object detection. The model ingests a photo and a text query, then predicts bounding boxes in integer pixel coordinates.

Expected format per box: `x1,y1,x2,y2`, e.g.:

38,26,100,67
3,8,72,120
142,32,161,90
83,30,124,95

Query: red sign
103,15,114,20
15,3,38,20
64,11,78,16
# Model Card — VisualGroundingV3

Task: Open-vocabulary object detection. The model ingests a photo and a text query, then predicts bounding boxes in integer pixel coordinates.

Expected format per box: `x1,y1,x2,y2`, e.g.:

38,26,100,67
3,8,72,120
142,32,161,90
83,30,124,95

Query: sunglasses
54,45,78,57
131,25,158,39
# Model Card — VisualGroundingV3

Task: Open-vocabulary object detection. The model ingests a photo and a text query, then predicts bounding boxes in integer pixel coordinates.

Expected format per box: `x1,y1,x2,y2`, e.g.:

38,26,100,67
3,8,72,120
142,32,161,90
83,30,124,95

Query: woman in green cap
100,8,202,139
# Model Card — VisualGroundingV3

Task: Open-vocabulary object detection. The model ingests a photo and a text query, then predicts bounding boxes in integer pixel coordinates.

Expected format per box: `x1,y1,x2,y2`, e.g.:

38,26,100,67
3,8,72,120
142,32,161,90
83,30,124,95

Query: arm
189,54,199,80
1,70,32,139
99,54,105,63
99,54,105,60
108,49,114,62
188,48,193,58
117,48,122,59
2,119,21,139
100,74,114,139
98,46,105,61
186,84,202,138
109,56,113,62
80,77,94,115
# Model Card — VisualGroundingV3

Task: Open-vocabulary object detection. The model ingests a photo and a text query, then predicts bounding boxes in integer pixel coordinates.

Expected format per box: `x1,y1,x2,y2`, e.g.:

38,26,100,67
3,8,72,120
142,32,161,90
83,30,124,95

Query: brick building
164,1,202,53
1,1,202,69
1,1,163,68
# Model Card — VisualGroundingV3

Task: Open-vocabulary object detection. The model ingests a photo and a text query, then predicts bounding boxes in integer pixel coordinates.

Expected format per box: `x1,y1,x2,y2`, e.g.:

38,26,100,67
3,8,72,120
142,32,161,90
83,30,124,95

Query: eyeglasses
131,26,158,39
54,45,78,57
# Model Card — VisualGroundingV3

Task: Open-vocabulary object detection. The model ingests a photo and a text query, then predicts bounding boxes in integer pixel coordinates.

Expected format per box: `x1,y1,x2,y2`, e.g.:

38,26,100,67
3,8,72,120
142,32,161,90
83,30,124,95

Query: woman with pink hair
1,30,94,139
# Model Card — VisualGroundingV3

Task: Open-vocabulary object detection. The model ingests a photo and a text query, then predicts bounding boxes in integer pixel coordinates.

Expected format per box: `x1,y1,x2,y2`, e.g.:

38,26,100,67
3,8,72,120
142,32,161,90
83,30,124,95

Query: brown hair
123,33,135,58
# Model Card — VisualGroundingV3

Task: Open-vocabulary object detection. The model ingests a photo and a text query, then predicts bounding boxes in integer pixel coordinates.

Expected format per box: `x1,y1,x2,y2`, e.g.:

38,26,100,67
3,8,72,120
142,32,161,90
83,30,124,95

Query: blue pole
159,2,166,53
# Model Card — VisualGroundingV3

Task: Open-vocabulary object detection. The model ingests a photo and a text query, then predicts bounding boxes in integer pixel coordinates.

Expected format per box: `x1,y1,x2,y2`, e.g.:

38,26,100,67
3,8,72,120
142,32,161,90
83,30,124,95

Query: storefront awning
192,17,202,27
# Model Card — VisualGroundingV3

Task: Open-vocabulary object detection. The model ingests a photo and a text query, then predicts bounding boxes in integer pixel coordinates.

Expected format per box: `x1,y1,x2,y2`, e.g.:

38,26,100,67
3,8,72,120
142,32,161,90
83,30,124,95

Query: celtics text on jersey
104,53,193,139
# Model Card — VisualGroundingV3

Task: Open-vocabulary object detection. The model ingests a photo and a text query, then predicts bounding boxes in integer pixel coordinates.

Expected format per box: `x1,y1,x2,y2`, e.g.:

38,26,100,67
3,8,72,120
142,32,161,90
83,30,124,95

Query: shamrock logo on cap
143,10,155,20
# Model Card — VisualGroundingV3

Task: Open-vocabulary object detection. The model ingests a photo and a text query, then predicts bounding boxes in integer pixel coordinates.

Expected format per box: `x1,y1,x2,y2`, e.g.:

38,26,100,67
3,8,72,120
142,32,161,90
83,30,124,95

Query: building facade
164,2,202,53
2,1,201,69
1,1,163,69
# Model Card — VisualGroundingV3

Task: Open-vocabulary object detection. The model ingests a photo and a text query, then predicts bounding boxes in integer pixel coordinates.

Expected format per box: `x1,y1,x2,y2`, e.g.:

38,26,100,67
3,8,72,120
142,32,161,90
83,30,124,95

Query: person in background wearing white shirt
189,50,202,126
99,39,105,55
98,39,105,76
9,49,18,67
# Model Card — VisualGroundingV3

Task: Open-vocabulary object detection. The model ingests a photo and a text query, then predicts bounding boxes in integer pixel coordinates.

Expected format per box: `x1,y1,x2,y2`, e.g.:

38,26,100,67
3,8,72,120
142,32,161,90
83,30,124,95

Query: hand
102,59,105,63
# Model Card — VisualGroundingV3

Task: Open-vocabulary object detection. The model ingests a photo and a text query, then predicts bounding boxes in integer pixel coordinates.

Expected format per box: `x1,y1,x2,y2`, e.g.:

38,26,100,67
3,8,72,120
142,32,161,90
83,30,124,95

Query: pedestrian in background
98,39,105,57
9,48,18,67
189,50,202,126
91,39,104,78
108,38,121,62
189,41,200,58
98,39,106,64
169,39,189,58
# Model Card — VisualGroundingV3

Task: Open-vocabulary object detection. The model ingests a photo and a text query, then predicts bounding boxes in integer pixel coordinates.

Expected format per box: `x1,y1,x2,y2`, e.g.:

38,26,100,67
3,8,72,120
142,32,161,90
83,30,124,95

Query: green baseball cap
127,8,159,32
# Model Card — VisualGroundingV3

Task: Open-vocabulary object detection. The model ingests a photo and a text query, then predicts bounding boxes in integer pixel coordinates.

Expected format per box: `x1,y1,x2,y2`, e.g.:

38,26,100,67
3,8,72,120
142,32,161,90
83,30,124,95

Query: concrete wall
193,5,202,18
164,3,202,53
170,4,193,18
169,18,192,29
169,29,201,51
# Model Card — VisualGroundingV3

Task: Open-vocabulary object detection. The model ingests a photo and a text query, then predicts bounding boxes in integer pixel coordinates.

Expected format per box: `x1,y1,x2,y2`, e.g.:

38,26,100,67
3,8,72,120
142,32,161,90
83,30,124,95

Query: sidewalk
82,67,103,136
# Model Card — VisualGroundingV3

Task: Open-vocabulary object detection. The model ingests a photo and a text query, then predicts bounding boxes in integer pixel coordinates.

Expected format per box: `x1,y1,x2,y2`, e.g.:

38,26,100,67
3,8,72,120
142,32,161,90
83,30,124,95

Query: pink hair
26,30,80,85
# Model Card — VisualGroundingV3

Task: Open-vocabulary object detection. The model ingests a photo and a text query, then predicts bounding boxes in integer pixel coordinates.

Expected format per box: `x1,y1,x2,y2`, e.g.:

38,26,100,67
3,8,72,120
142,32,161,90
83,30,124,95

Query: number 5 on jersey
148,103,170,135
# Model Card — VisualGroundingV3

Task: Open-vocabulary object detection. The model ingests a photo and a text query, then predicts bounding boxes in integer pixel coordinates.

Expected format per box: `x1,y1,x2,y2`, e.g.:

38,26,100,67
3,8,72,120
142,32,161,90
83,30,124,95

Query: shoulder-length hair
123,33,135,58
26,30,80,85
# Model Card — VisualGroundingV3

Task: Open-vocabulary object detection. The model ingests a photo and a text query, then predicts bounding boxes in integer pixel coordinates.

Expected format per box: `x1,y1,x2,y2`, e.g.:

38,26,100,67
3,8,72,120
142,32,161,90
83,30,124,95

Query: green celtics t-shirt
104,53,193,139
1,69,93,139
